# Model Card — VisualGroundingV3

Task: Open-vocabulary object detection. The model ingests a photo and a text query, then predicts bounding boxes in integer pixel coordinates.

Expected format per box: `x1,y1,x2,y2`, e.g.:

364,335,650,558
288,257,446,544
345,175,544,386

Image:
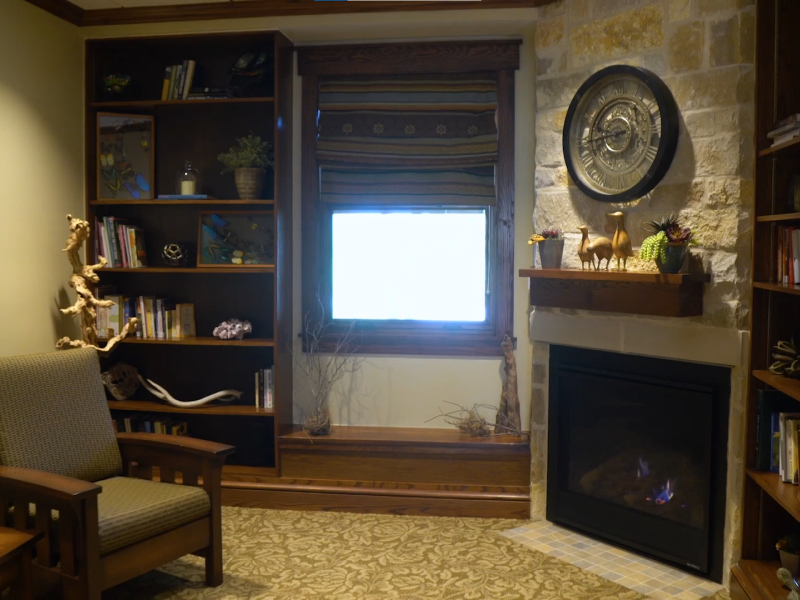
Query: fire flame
650,479,675,505
637,458,649,478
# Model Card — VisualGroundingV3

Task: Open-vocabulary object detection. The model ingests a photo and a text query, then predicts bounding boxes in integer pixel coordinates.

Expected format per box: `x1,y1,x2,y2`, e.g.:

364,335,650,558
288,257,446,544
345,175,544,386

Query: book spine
772,411,781,473
118,224,128,268
183,59,196,100
178,304,196,337
178,60,189,100
106,217,122,267
133,229,148,267
173,65,184,100
168,65,178,100
134,297,144,338
156,299,166,339
161,66,171,101
793,229,800,285
145,298,155,339
255,371,260,407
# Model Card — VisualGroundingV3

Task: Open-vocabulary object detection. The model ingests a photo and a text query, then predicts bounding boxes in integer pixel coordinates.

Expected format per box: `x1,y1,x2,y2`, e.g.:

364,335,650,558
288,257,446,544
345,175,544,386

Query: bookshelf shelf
120,337,275,347
89,97,275,109
756,212,800,223
100,266,275,274
747,469,800,521
752,281,800,296
109,400,274,417
732,560,787,600
758,135,800,158
752,370,800,403
90,199,274,206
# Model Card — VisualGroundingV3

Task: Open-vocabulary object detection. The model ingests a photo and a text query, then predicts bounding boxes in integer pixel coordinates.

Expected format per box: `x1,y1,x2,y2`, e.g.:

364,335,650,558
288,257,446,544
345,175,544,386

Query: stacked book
775,225,800,285
96,217,147,268
755,390,800,482
768,113,800,147
112,415,188,436
97,296,196,341
255,367,275,410
161,60,197,101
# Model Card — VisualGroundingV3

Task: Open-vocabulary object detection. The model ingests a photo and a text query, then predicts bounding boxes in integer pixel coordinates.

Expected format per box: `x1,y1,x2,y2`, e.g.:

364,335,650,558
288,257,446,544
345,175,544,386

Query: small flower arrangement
777,535,800,555
528,228,563,245
640,215,696,263
218,133,274,174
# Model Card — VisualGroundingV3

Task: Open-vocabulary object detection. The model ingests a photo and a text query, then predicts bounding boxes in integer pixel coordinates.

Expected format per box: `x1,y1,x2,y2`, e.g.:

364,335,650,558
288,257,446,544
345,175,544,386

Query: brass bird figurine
584,227,614,271
577,226,595,270
609,211,634,271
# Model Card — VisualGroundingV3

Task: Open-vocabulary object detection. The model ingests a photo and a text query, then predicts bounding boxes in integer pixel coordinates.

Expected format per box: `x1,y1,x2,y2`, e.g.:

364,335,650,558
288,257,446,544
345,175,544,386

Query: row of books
255,367,274,410
755,390,800,481
96,217,147,268
161,60,197,101
776,226,800,285
97,296,196,340
768,113,800,147
112,414,188,436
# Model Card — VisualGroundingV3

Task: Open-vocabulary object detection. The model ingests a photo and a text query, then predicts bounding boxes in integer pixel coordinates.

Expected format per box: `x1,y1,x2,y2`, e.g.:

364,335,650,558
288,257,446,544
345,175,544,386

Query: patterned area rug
105,507,725,599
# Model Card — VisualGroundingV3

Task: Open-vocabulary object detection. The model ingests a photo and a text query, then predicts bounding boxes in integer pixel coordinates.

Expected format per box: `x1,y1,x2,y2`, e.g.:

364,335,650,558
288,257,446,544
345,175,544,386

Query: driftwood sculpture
56,214,138,354
495,334,521,433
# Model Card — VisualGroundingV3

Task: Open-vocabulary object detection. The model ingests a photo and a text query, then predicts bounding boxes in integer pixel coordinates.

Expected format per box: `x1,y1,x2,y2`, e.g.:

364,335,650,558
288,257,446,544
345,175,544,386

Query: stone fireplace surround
528,307,748,587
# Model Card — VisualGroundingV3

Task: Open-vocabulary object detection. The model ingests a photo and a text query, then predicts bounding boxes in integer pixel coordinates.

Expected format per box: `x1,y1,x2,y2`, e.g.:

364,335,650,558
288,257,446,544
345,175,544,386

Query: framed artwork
97,113,155,200
197,211,275,267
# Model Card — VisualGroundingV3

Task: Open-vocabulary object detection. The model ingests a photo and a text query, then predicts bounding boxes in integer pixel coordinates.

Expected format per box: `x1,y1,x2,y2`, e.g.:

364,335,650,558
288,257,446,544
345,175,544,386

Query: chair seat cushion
96,477,210,556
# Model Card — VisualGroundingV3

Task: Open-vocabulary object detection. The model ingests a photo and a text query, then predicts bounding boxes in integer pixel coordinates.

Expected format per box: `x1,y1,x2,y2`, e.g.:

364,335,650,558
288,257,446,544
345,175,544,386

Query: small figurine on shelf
609,211,634,272
769,338,800,379
528,228,564,269
102,73,131,96
213,319,253,340
162,242,191,267
577,225,613,271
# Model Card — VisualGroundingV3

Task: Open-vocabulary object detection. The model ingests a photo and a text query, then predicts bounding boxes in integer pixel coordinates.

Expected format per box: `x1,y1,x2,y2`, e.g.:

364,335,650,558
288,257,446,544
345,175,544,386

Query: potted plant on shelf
218,133,274,200
777,535,800,577
529,228,564,269
640,215,696,274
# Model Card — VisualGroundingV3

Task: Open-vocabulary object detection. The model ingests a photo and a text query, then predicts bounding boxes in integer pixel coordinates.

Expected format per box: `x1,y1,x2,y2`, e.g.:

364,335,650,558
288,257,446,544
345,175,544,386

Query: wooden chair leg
204,465,223,587
9,550,33,600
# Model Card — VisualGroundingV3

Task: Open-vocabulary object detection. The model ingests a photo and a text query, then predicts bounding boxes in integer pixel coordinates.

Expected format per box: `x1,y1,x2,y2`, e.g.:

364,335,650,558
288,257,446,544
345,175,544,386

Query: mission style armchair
0,348,235,599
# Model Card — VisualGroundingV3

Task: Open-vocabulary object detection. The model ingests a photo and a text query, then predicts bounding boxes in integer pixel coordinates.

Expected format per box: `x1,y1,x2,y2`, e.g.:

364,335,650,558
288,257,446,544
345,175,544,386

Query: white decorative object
138,375,241,408
213,319,253,340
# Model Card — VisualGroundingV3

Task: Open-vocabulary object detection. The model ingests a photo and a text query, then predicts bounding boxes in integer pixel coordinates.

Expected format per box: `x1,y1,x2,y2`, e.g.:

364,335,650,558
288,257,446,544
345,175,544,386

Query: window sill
315,331,507,357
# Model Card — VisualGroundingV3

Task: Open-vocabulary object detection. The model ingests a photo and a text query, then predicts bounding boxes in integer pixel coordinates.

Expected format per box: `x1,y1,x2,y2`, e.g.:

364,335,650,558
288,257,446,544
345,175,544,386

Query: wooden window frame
299,41,519,357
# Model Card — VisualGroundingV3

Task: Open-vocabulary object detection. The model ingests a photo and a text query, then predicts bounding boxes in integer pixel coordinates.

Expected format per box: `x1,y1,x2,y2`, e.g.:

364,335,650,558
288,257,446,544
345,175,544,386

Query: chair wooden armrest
116,433,235,459
0,465,101,506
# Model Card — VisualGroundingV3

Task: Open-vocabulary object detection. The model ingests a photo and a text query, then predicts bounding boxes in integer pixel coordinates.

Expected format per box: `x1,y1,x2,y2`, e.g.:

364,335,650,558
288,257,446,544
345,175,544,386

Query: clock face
563,66,679,203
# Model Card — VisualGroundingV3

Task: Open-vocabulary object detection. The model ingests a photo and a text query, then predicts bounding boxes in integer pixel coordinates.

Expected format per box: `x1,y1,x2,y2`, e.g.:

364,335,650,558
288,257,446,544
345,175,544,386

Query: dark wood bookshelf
109,400,274,417
120,337,275,347
89,97,274,109
100,266,275,274
88,31,294,478
734,2,800,598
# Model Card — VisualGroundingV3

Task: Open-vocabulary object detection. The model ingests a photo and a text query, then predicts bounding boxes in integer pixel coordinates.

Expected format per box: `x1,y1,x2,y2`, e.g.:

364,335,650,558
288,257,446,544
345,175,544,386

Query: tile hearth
502,521,725,600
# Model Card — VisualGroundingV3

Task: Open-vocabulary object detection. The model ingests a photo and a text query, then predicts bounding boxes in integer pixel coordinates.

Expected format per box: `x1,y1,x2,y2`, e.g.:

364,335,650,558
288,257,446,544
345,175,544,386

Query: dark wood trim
74,0,547,27
222,487,529,519
297,41,521,76
24,0,83,26
495,69,516,342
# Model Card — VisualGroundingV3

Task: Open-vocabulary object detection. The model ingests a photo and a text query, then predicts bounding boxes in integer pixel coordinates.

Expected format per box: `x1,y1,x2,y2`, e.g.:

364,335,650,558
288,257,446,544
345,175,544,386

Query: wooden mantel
519,268,711,318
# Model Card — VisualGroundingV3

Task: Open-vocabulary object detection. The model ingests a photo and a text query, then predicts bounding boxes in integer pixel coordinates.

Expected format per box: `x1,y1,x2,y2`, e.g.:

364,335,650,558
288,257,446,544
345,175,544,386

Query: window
331,209,487,322
298,41,519,356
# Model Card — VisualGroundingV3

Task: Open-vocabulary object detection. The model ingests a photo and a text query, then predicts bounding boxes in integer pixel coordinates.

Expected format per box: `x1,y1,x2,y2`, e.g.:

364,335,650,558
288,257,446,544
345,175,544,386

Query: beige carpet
105,507,723,599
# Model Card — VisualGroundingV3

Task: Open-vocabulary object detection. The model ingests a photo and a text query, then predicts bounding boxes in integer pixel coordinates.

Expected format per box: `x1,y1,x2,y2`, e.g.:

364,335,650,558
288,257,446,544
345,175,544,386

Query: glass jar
176,160,201,196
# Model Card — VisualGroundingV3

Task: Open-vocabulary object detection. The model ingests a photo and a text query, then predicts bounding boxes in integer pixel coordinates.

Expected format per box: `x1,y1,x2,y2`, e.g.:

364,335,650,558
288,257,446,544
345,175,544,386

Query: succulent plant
769,338,800,378
541,228,563,239
646,214,680,235
640,231,668,263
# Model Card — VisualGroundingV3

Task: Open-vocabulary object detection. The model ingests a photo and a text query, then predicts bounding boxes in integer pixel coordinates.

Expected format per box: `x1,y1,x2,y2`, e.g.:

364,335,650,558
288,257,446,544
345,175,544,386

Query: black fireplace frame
546,345,730,582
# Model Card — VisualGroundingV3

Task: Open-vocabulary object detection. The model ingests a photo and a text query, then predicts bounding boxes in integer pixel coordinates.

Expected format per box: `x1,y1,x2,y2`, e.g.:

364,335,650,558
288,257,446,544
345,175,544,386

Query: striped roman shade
316,75,498,205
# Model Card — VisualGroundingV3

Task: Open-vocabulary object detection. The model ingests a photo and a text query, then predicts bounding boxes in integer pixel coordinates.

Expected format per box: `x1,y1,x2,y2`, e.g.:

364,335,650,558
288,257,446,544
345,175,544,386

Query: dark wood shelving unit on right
85,31,294,480
733,2,800,598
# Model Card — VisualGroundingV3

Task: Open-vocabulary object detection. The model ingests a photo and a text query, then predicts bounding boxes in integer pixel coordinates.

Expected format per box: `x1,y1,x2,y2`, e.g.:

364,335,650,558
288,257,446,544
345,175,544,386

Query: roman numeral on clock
644,145,658,163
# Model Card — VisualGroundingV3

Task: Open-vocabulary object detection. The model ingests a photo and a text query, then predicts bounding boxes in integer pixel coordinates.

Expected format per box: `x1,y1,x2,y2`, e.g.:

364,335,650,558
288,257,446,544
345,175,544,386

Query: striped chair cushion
96,477,210,555
0,349,122,482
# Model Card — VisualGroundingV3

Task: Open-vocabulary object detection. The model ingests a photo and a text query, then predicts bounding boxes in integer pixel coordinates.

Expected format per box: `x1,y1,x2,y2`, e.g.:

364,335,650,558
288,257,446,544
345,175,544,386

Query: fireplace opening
547,345,730,582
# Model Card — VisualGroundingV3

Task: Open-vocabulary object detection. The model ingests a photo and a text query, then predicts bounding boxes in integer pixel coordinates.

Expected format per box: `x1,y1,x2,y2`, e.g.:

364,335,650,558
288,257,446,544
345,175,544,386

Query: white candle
181,180,196,195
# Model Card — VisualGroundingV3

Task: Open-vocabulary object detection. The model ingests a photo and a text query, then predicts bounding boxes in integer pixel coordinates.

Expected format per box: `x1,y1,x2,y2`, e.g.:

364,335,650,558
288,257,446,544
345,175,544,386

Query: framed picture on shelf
97,113,155,201
197,211,275,267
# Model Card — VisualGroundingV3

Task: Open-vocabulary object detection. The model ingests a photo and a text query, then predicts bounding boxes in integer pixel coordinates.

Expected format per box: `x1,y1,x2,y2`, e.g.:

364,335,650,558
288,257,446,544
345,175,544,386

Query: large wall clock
562,65,679,203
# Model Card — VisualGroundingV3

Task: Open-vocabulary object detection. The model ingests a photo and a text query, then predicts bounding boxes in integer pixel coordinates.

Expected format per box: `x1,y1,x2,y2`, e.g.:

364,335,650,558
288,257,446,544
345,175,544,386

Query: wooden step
731,560,787,600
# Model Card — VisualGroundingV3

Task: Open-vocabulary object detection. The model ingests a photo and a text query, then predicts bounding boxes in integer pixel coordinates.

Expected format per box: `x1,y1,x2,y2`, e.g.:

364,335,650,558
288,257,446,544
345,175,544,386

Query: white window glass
332,210,487,322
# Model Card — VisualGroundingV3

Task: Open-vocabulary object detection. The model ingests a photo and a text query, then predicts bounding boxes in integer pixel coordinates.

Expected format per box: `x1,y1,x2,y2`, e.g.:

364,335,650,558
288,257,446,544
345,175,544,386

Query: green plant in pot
218,133,273,200
640,215,696,274
777,535,800,577
529,228,564,269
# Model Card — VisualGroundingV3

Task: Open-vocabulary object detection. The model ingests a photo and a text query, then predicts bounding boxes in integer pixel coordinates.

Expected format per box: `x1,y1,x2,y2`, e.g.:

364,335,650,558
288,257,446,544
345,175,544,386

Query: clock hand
579,130,627,145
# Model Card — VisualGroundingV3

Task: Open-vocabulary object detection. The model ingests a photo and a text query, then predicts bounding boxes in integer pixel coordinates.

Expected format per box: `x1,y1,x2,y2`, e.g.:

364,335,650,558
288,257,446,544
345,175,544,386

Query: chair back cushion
0,348,122,481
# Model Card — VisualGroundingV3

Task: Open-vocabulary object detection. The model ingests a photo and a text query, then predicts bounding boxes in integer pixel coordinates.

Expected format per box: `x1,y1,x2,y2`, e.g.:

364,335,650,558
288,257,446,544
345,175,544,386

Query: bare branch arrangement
428,401,526,437
495,333,521,433
292,294,363,436
56,214,138,355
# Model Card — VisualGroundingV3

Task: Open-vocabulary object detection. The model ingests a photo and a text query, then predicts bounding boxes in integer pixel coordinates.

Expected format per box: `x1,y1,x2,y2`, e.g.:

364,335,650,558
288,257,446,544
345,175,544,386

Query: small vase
655,243,688,274
234,168,265,200
538,238,565,269
780,550,800,577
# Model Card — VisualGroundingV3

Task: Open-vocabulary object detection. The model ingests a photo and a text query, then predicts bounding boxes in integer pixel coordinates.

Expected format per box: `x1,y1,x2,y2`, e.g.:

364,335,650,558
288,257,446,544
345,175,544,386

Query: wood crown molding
26,0,552,28
297,40,521,76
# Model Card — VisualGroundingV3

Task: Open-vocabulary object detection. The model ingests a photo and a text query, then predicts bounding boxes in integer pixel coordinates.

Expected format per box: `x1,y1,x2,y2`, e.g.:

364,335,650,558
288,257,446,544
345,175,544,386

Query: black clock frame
562,65,680,204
